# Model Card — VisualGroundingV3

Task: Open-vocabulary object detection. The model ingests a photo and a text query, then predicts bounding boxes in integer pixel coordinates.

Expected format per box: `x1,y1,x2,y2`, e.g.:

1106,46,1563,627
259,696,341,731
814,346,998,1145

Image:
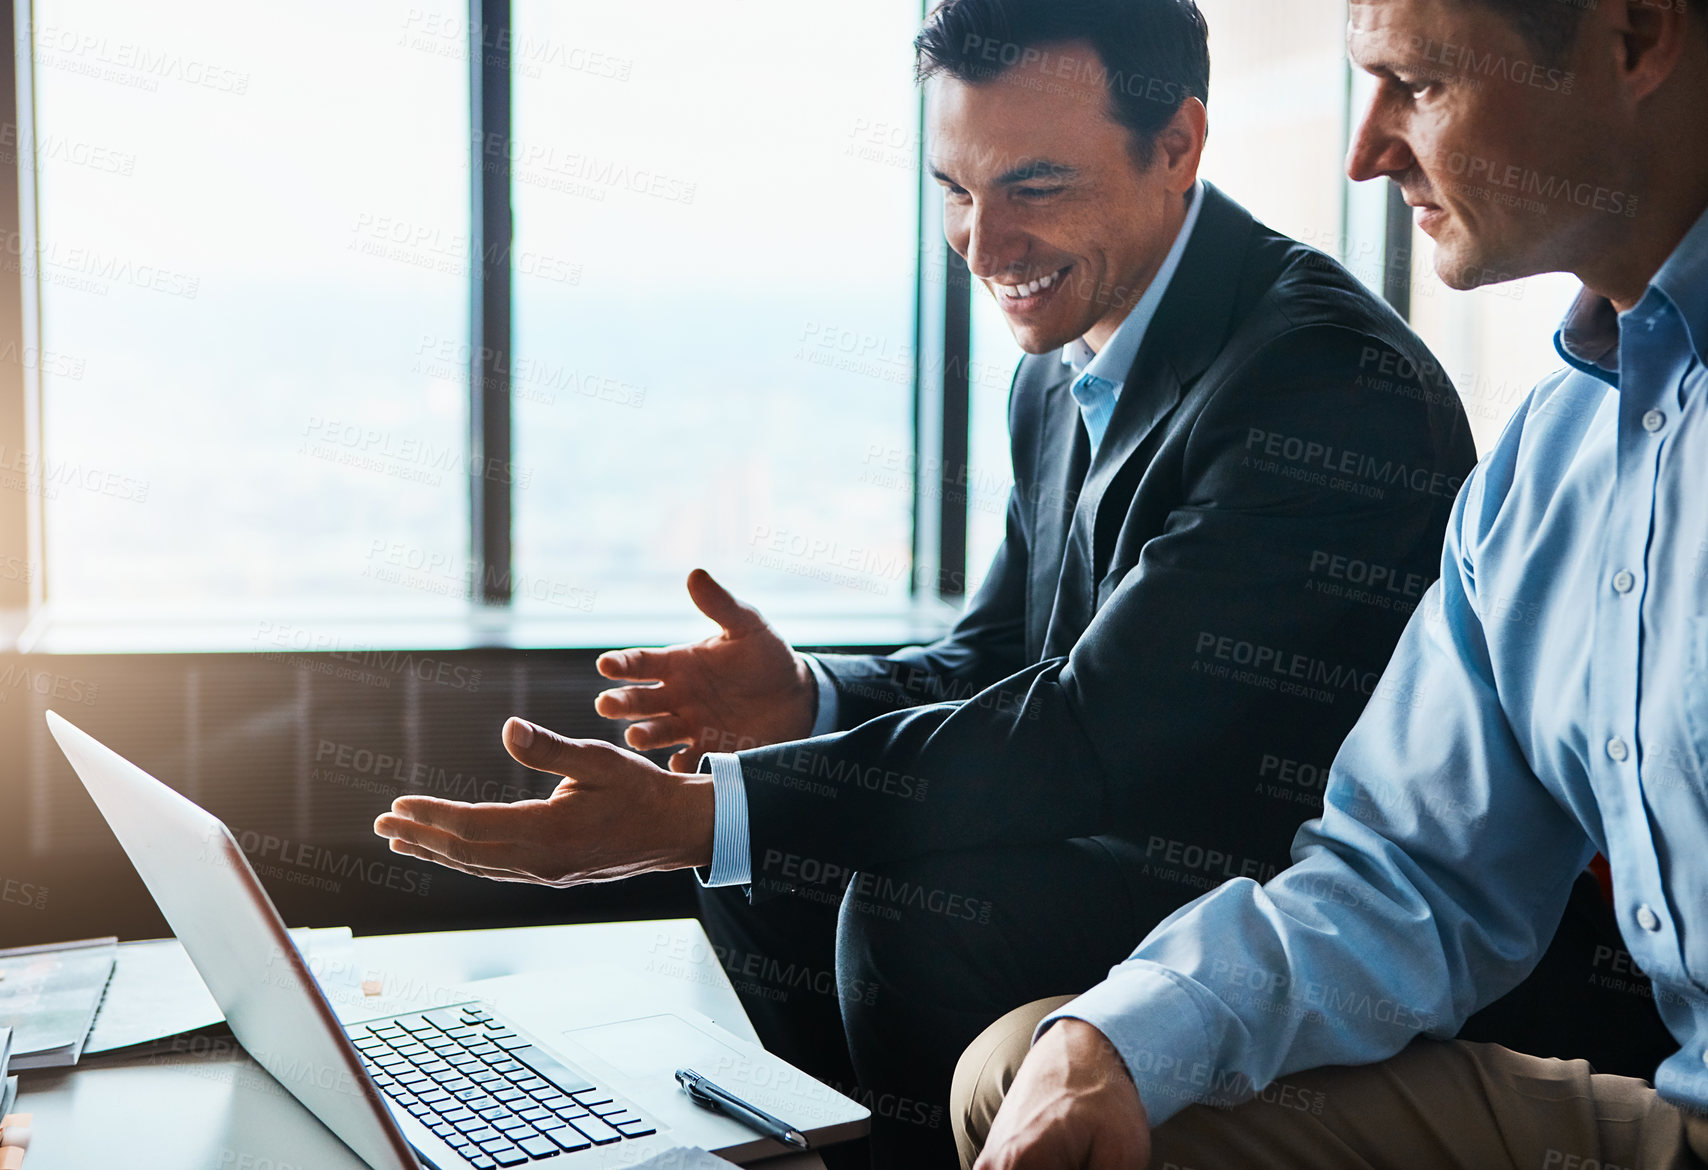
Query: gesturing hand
595,569,818,772
372,717,714,885
976,1019,1151,1170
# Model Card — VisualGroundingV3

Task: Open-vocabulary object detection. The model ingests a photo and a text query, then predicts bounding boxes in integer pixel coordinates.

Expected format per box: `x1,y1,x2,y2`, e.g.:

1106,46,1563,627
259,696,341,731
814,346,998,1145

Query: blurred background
0,0,1579,947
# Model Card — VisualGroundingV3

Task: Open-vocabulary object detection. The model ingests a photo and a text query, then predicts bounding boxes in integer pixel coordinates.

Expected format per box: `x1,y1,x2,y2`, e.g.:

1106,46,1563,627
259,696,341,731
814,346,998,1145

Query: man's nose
962,202,1029,281
1346,96,1415,184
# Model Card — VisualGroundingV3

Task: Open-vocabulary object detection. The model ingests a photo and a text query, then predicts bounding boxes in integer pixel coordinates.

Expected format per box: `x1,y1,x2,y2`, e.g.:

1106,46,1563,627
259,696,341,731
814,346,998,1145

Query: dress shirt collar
1555,202,1708,388
1062,180,1206,386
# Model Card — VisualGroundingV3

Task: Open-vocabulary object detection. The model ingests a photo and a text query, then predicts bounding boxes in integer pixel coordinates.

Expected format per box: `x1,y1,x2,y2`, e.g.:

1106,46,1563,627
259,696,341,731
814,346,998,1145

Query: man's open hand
976,1019,1151,1170
372,718,714,885
595,569,818,772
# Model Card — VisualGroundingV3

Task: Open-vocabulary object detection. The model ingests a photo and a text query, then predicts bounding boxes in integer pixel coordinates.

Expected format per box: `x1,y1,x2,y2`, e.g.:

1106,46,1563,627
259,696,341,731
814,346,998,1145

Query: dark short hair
1451,0,1707,63
914,0,1211,164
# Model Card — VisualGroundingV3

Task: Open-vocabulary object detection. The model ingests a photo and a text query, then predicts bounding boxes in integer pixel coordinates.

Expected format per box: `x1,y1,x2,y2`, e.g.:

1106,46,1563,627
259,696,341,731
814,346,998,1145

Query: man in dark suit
375,1,1476,1164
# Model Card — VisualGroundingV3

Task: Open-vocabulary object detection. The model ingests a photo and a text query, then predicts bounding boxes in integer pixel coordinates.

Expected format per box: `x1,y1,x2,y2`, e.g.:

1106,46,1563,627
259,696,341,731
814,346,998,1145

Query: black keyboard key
613,1121,658,1139
508,1049,595,1095
516,1107,551,1123
567,1116,623,1146
455,1117,489,1134
493,1088,527,1104
489,1149,528,1168
512,1077,550,1095
495,1036,533,1051
478,1105,513,1122
468,1158,497,1170
515,1135,559,1159
490,1059,524,1074
545,1127,591,1152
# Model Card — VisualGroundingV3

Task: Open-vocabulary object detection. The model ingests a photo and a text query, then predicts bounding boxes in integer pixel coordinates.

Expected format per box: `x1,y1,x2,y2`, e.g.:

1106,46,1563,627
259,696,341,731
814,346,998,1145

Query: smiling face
1346,0,1626,291
926,40,1204,355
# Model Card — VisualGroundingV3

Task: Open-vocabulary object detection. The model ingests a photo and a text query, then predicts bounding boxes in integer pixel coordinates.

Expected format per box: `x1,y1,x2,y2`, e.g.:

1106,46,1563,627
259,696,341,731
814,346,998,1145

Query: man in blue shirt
965,0,1708,1165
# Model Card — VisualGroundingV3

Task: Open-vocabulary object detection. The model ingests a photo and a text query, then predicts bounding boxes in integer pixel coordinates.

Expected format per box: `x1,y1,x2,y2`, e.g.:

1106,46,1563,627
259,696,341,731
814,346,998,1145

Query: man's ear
1609,0,1697,107
1155,97,1208,193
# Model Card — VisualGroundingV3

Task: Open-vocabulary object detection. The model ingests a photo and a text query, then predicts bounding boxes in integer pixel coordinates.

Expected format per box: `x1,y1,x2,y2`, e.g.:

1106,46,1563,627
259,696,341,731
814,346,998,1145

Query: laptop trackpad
565,1013,746,1082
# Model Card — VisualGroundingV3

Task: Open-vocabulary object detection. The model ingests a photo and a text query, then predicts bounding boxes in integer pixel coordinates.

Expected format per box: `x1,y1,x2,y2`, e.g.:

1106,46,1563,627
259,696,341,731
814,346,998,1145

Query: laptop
46,710,869,1169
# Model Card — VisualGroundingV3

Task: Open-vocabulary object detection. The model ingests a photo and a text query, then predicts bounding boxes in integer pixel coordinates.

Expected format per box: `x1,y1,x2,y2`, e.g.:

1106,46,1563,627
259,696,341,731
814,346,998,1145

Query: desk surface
13,919,827,1170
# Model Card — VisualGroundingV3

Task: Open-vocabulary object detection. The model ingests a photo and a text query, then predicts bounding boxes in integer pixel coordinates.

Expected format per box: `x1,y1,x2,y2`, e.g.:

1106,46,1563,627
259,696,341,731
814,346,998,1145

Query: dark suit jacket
735,183,1478,901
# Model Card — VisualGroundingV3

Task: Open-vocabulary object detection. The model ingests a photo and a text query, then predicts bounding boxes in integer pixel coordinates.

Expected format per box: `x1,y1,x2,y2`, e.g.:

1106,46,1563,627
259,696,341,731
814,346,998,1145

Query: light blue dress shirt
702,184,1208,889
1047,204,1708,1127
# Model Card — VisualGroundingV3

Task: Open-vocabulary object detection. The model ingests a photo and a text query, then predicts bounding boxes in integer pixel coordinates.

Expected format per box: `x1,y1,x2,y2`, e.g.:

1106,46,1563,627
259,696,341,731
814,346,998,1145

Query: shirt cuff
804,653,840,737
1037,963,1218,1129
698,752,753,888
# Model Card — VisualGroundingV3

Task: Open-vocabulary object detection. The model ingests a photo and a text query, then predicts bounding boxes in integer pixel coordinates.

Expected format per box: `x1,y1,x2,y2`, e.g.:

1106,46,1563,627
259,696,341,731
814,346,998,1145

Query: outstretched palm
595,569,817,772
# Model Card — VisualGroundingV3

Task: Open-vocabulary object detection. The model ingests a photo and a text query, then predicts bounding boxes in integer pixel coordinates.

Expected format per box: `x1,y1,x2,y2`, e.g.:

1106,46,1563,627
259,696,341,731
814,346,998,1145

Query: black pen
675,1067,810,1150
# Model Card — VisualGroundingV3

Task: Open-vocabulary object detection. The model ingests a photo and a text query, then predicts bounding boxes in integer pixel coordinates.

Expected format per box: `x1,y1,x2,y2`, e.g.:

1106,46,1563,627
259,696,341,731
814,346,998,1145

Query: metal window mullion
469,0,512,606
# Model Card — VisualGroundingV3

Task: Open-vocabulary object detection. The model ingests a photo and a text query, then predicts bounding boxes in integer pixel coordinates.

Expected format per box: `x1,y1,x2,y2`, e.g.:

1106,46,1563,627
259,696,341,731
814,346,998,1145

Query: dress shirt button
1637,904,1662,932
1612,571,1636,595
1606,737,1630,763
1642,410,1667,433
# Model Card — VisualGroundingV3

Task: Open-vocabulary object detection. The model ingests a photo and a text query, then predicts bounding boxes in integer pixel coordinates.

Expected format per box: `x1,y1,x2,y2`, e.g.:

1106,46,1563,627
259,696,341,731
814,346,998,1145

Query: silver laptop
47,710,869,1169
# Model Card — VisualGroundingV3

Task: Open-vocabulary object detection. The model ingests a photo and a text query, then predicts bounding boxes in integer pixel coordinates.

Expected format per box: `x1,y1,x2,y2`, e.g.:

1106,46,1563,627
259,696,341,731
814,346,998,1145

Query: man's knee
950,996,1077,1170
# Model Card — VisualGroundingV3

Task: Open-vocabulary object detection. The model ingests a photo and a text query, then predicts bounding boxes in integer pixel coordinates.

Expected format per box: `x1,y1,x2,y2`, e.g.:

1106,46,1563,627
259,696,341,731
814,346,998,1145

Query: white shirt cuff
699,752,753,887
804,653,839,736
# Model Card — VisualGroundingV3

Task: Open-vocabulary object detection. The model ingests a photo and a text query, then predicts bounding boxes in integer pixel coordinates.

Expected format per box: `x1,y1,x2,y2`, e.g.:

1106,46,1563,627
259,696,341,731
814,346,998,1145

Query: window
30,0,470,620
507,1,923,623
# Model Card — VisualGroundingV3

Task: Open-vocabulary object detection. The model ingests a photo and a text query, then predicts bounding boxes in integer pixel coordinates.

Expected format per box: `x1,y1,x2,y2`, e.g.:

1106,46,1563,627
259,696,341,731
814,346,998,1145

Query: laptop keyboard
346,1005,657,1167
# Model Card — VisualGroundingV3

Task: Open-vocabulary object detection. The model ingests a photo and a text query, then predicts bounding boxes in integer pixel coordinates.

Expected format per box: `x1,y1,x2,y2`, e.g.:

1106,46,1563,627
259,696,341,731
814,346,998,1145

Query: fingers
596,647,674,683
376,796,528,843
685,568,764,636
502,717,637,779
387,837,533,883
621,716,694,753
594,683,675,721
668,746,706,774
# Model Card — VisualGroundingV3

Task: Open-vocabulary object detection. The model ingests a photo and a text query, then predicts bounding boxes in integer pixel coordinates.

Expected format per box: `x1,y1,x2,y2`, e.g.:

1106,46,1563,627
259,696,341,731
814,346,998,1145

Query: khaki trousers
953,995,1708,1170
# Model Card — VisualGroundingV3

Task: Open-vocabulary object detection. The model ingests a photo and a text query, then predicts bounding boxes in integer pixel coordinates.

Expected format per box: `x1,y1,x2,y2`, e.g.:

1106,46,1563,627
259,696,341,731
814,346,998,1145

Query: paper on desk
0,937,116,1068
85,927,355,1054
